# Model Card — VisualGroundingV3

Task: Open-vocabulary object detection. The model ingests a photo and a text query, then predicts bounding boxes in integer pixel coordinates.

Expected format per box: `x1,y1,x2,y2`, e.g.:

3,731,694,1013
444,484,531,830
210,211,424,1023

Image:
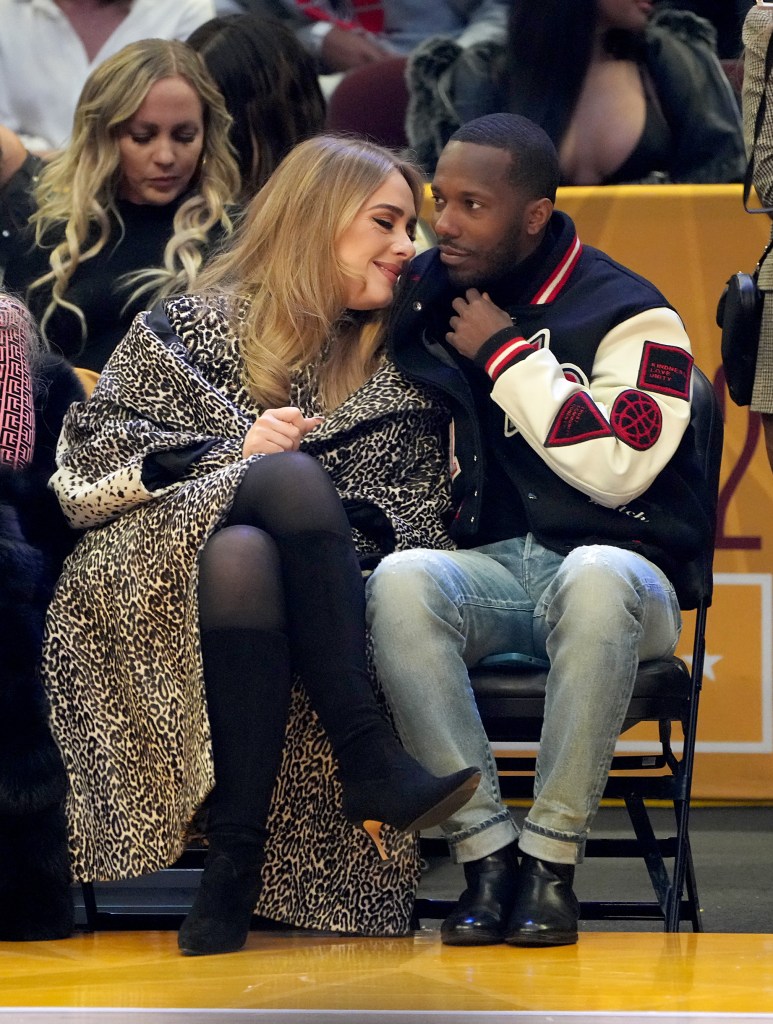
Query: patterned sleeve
302,360,456,555
50,303,250,529
478,307,693,508
0,298,36,469
364,409,455,554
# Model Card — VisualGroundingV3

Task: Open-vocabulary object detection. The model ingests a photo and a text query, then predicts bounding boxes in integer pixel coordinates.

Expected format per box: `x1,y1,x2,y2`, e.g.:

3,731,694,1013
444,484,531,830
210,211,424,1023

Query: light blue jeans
365,535,682,865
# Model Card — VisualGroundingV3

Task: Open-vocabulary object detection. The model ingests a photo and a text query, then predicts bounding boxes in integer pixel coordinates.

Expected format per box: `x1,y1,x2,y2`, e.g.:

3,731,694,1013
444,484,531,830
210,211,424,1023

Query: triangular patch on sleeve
545,392,614,447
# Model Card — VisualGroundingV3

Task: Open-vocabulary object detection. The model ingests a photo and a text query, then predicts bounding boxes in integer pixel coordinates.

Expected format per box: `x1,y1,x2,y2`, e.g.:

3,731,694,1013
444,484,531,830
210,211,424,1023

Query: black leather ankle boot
504,852,580,947
440,841,520,946
178,829,266,956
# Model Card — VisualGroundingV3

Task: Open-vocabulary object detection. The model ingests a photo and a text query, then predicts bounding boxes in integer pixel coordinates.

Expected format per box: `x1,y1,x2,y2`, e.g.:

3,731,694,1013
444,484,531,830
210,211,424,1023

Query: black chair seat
471,656,691,744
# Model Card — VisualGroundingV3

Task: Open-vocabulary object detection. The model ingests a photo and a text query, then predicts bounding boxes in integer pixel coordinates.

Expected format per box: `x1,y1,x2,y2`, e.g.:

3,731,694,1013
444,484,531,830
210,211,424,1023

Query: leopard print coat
42,294,455,936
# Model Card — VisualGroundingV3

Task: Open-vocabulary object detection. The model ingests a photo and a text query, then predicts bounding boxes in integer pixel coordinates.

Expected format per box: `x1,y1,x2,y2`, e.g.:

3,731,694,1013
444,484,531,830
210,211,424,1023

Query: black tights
197,452,387,834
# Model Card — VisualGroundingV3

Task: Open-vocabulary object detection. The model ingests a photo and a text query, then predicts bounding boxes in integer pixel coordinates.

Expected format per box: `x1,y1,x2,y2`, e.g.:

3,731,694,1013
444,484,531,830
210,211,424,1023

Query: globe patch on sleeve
637,341,693,399
610,389,663,450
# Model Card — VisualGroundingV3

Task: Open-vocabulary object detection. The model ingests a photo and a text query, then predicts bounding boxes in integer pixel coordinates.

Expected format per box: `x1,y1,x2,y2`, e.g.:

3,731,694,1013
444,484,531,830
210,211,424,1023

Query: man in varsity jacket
366,113,711,948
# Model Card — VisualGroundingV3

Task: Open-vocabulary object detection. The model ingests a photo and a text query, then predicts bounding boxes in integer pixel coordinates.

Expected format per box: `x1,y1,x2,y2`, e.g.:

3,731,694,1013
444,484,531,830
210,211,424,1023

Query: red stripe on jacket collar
530,232,582,305
480,228,583,381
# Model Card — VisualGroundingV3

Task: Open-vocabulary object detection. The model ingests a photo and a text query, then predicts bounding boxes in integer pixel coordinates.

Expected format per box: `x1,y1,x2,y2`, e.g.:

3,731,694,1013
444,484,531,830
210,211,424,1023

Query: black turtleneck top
4,196,227,372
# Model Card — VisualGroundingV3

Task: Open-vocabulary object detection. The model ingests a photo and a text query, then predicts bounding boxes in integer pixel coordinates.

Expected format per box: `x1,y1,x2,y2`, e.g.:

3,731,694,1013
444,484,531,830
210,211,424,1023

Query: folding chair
415,366,723,932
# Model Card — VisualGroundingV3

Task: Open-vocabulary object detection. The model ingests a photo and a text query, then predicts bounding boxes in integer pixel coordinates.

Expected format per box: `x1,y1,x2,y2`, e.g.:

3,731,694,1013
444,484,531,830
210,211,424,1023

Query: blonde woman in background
42,135,479,957
2,38,240,371
742,2,773,471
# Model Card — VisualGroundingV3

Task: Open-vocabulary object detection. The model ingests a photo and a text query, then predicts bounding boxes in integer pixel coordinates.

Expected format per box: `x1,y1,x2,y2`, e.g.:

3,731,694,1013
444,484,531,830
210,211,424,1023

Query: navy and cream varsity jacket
388,211,712,604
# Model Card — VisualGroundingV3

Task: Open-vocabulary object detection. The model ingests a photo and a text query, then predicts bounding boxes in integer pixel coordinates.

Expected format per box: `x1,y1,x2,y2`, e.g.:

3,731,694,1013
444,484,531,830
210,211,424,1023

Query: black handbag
717,269,767,405
716,36,773,406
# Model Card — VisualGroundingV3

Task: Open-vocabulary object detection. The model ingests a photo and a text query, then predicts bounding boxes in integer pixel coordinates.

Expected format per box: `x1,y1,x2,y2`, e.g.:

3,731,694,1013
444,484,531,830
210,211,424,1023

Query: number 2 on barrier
714,370,764,551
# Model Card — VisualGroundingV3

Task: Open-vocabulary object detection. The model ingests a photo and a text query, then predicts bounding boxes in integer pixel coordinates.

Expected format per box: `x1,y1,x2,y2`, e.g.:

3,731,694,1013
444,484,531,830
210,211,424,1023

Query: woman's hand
242,407,324,457
446,289,513,360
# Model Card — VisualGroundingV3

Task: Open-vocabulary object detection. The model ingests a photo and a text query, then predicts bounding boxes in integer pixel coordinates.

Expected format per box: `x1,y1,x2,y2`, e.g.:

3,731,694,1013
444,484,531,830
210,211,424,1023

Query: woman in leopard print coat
42,137,467,952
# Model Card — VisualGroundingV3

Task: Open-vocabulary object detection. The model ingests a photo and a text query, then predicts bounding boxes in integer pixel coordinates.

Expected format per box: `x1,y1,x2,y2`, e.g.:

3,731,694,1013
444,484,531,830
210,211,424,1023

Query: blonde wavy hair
28,39,241,343
196,135,424,412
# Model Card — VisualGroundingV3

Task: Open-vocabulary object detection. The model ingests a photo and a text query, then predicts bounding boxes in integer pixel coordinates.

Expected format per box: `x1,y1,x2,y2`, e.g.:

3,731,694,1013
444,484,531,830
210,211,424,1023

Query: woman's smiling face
336,170,418,311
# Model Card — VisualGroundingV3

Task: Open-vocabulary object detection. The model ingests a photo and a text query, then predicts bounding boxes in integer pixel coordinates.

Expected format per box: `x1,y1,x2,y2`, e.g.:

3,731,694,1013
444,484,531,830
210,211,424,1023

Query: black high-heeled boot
180,626,292,956
340,754,481,859
178,828,266,956
276,529,481,858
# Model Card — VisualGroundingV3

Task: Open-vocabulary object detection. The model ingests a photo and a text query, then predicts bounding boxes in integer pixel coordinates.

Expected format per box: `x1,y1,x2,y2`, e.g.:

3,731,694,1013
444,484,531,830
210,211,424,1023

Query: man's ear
526,198,553,236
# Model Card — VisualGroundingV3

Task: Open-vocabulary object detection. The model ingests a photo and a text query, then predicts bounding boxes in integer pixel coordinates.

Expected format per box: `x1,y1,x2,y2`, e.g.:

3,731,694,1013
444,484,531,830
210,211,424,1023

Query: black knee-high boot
178,628,292,956
276,530,480,858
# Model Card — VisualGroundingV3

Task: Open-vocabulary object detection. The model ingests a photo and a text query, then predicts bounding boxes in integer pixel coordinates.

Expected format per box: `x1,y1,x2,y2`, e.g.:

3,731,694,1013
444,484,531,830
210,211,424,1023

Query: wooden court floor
3,927,773,1021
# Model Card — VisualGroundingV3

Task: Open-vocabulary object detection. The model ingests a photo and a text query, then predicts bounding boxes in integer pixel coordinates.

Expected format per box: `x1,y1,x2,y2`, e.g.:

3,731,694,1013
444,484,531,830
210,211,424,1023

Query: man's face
431,141,538,289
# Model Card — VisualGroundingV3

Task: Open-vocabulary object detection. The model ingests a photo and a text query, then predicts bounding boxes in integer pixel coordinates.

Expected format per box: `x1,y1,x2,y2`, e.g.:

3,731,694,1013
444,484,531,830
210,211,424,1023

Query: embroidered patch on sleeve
545,392,614,447
611,389,663,450
637,341,693,399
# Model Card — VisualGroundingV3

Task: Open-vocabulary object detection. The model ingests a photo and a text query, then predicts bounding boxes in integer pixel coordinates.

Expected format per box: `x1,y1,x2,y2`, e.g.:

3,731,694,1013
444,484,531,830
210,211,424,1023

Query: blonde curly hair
28,39,241,344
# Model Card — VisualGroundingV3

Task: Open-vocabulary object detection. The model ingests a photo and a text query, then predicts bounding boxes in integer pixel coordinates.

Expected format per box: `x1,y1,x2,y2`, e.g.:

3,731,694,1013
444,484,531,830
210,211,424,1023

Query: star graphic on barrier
681,652,722,681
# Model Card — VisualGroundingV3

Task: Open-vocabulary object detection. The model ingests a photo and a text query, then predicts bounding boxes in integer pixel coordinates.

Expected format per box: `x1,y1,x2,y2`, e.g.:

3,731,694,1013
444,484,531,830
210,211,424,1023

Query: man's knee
366,549,446,631
558,545,647,589
548,545,651,626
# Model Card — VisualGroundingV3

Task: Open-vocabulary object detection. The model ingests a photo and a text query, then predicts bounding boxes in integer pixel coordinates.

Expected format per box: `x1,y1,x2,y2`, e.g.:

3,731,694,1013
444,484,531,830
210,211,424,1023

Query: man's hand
446,289,513,360
321,26,391,71
242,407,323,457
